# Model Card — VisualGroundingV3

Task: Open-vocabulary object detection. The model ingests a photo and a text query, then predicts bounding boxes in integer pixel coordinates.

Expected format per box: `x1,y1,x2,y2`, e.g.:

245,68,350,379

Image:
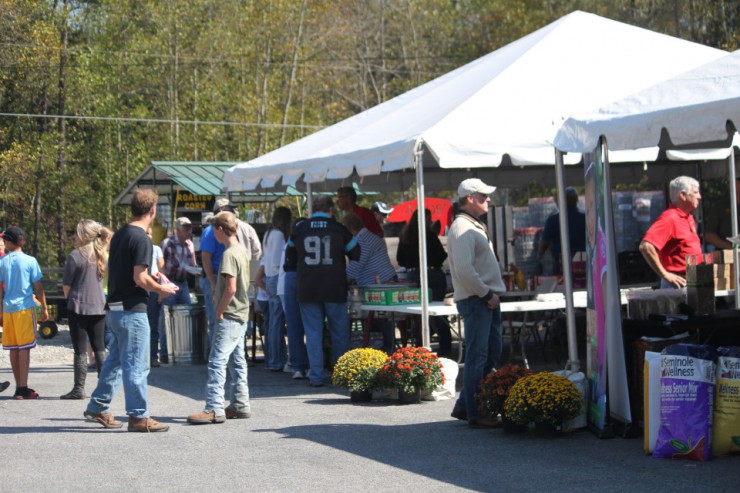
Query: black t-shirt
397,230,447,270
286,214,360,303
107,224,152,312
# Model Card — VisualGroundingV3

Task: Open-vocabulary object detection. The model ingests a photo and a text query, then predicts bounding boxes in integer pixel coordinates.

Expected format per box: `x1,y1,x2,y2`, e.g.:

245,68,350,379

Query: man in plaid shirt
161,217,198,305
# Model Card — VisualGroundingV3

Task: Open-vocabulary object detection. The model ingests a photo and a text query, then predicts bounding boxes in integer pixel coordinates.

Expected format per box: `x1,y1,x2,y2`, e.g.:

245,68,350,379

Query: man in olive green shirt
187,211,251,424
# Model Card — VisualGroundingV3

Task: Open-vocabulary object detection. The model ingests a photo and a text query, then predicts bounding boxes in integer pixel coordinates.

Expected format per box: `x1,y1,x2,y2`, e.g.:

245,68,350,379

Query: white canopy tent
555,49,740,304
224,11,726,367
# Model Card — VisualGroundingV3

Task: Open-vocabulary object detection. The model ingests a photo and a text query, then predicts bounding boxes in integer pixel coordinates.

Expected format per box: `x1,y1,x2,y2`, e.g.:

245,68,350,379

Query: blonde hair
76,219,112,279
212,211,237,236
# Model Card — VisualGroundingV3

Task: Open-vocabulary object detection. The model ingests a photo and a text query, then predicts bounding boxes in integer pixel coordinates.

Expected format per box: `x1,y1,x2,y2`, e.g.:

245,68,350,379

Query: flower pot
350,390,373,403
533,421,563,436
501,414,527,434
398,386,421,405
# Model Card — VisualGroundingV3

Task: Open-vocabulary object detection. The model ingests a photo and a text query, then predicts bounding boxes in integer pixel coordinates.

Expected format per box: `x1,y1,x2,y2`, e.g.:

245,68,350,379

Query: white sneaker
292,370,306,380
283,363,292,373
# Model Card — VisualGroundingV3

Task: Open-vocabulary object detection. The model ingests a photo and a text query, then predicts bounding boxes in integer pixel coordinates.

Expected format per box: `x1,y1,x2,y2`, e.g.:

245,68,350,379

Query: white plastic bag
421,357,458,401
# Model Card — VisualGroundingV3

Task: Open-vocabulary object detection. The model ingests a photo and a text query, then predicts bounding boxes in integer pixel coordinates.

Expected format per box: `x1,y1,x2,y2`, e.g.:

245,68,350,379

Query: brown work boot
187,410,226,424
83,410,123,429
127,416,169,433
224,407,252,419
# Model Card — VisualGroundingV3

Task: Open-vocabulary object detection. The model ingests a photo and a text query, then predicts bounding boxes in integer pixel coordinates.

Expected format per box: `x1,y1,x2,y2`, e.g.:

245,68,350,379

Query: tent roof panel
225,11,726,192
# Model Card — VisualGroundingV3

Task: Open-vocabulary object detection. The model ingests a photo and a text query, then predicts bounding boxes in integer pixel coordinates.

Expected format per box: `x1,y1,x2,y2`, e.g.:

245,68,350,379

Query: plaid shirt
161,236,197,282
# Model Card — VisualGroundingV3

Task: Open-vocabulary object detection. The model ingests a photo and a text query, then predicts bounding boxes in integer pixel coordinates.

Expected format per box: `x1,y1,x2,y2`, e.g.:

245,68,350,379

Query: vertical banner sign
584,149,607,431
600,137,632,431
584,139,633,434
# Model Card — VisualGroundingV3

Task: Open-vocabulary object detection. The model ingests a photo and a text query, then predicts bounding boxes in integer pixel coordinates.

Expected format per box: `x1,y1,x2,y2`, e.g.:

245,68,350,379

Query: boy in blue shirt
0,227,49,399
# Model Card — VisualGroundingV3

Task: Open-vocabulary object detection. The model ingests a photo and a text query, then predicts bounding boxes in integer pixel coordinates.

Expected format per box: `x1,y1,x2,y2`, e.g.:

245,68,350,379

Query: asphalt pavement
0,359,737,493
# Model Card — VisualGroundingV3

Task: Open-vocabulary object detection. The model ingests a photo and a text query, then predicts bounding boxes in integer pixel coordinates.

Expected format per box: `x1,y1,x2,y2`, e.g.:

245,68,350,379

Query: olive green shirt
215,243,250,323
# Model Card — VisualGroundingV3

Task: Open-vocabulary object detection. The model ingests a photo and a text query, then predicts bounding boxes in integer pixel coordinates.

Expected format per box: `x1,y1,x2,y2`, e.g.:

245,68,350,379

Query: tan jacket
447,212,506,302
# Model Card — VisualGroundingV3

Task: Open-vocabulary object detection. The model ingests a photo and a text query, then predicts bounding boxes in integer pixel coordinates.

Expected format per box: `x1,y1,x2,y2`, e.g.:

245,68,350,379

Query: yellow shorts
2,308,38,350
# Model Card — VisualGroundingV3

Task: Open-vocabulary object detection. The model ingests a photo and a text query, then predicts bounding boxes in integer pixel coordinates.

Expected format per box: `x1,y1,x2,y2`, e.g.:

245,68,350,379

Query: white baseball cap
457,178,496,198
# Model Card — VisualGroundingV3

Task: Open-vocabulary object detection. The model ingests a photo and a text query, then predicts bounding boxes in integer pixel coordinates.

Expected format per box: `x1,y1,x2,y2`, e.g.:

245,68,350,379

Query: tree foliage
0,0,737,264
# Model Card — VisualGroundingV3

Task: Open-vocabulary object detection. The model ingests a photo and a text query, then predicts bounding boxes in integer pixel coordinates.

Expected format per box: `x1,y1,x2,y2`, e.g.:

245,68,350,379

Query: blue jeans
265,275,287,370
205,317,250,417
163,280,191,305
200,277,216,347
86,311,150,418
281,272,307,372
454,297,502,421
147,292,162,360
659,279,680,289
299,301,349,385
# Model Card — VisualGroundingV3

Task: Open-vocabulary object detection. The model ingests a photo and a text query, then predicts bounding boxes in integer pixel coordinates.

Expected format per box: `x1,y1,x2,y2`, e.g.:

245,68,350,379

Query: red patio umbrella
386,198,452,236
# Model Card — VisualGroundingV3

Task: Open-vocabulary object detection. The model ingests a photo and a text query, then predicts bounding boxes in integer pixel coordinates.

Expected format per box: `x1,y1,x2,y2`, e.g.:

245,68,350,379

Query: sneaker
13,388,39,400
0,381,9,393
225,408,252,419
187,410,226,425
160,355,169,364
128,416,170,432
151,360,161,368
83,410,123,429
292,370,306,380
282,363,292,373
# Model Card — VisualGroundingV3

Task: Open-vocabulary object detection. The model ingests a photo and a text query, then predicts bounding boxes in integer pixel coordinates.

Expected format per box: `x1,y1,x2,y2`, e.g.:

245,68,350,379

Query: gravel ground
0,324,75,368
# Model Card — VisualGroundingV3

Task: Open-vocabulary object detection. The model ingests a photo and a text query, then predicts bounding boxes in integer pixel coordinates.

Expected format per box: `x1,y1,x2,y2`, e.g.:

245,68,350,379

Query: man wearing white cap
447,178,506,428
370,201,394,227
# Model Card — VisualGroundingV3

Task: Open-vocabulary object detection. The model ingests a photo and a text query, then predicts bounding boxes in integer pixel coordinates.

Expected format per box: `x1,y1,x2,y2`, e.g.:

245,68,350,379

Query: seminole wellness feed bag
654,344,717,461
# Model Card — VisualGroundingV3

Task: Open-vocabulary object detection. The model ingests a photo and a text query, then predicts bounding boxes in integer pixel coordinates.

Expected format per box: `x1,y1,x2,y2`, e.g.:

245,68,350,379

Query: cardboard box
714,277,735,290
714,264,733,279
686,263,714,285
362,287,431,305
712,249,735,264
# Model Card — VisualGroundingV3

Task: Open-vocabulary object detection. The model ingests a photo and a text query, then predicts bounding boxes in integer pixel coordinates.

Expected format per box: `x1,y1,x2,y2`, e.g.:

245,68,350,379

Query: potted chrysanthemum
476,364,533,432
331,348,388,403
377,347,444,404
503,372,582,434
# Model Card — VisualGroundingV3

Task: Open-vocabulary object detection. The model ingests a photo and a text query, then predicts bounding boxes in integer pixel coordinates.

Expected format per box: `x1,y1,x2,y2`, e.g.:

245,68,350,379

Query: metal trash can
168,304,207,364
161,305,175,363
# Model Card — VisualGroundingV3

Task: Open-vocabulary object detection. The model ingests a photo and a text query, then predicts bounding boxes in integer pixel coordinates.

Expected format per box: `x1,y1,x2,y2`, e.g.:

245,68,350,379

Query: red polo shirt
353,204,384,237
642,205,702,274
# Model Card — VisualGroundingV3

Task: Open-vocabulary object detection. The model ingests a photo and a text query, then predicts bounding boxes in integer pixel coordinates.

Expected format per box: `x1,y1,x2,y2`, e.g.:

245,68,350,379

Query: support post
555,149,579,371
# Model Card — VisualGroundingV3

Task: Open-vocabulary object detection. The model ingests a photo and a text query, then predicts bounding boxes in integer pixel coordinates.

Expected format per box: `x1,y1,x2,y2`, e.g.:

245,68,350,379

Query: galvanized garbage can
169,304,207,364
161,305,175,363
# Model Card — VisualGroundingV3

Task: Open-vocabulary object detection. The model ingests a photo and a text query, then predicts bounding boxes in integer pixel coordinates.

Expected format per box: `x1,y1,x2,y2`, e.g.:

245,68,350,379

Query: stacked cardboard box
712,249,736,290
686,258,715,315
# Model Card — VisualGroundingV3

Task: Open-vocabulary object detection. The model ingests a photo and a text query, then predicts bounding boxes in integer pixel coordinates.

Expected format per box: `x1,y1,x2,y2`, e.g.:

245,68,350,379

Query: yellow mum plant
331,348,389,392
504,372,582,425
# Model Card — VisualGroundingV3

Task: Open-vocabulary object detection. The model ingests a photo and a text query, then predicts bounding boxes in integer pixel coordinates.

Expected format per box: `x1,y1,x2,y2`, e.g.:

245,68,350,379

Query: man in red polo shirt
639,176,702,288
336,186,383,237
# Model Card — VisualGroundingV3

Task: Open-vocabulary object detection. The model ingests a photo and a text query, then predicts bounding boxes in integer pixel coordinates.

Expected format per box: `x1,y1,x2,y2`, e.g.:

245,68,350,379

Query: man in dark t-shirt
84,188,176,433
285,195,360,387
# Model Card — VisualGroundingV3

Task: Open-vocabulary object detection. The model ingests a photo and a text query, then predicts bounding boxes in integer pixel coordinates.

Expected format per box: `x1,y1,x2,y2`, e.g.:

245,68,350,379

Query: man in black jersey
285,196,360,387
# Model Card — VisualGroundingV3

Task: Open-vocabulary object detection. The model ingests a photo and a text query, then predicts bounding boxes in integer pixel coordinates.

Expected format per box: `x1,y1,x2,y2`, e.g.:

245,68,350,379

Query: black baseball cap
2,226,25,245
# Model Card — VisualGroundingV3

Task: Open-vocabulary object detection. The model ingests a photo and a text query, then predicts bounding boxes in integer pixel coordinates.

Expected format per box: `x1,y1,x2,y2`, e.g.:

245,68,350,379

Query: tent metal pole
555,149,579,371
729,153,739,308
414,141,431,349
306,182,313,217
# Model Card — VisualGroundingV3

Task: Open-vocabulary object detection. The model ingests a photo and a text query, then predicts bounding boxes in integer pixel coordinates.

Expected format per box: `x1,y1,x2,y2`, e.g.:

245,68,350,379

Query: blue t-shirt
0,251,43,313
200,225,226,273
542,207,586,256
